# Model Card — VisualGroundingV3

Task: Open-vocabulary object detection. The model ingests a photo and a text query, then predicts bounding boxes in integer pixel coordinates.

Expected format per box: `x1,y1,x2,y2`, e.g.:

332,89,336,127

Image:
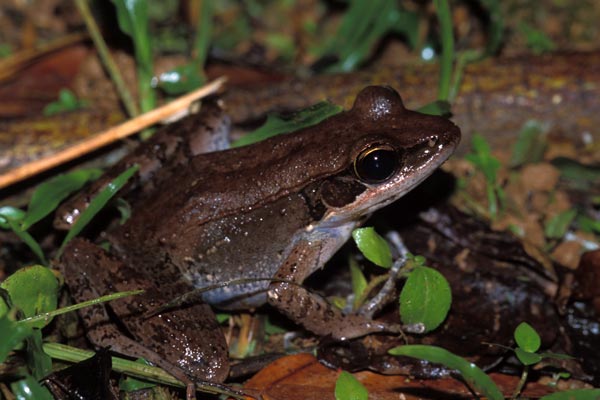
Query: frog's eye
354,145,398,183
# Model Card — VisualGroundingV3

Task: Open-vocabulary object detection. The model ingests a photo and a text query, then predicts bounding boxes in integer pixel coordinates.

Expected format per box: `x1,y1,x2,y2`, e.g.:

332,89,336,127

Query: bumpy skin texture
60,86,460,383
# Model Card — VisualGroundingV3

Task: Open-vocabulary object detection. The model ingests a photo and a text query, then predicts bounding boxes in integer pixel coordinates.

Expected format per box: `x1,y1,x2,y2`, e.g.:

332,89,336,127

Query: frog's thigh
61,238,229,383
267,239,391,340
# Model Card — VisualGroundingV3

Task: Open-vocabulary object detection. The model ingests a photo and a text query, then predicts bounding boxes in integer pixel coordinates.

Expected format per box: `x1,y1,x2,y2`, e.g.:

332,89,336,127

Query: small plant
464,133,506,220
43,89,89,116
351,227,452,334
388,321,596,399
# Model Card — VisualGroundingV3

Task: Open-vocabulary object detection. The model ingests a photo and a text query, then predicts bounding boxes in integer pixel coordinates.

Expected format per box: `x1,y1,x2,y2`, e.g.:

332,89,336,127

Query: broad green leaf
10,374,53,400
335,371,368,400
26,329,52,379
540,389,600,400
1,265,58,328
22,168,102,230
399,266,451,332
389,345,503,400
349,258,367,308
0,313,33,363
510,120,547,167
232,101,342,148
545,209,578,240
515,347,542,366
58,165,139,256
352,227,392,268
514,322,541,353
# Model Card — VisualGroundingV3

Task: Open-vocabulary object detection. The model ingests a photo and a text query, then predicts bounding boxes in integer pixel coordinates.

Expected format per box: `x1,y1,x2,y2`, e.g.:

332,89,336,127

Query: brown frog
58,86,460,388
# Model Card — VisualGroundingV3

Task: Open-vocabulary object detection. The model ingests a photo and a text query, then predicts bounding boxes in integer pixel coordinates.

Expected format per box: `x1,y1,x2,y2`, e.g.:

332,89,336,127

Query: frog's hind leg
60,238,230,386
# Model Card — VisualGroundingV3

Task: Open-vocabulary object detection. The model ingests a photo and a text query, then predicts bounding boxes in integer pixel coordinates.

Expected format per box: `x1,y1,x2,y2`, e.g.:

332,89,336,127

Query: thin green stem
434,0,454,102
42,343,244,398
511,365,529,399
74,0,139,117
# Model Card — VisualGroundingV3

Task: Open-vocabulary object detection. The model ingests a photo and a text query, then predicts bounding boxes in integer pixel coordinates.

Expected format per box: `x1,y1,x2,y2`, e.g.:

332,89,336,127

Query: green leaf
466,134,501,183
510,120,547,167
389,345,503,400
5,218,46,265
514,322,541,353
264,315,287,335
545,209,577,240
216,313,230,324
155,63,204,95
349,258,367,309
577,214,600,235
191,0,213,68
320,0,418,72
22,168,103,230
232,101,343,148
335,371,368,400
518,22,556,55
1,265,58,328
399,266,451,332
0,313,33,363
119,359,157,392
0,206,25,229
479,0,504,56
551,157,600,191
434,0,454,101
26,329,52,379
352,227,392,268
515,347,542,366
110,0,154,113
540,389,600,400
464,133,505,218
58,165,139,256
43,89,88,116
417,100,452,117
10,374,53,400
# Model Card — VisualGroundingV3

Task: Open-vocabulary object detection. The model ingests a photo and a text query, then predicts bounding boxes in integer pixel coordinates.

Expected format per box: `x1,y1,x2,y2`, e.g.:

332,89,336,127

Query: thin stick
0,77,227,190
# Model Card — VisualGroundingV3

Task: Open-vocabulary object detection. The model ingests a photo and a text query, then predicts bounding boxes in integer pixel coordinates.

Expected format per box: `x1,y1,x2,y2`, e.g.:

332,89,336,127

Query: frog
58,86,460,389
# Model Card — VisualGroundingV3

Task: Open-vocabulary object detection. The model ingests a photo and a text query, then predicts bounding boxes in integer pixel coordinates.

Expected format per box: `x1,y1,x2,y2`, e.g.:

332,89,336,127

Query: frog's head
315,85,461,226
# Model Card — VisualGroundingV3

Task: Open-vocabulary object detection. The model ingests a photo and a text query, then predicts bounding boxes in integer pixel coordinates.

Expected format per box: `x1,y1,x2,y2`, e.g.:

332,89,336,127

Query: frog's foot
269,280,402,339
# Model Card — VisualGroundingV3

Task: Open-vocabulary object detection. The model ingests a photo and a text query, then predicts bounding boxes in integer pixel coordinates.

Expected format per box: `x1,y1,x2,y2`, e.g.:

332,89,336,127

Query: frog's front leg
267,237,401,340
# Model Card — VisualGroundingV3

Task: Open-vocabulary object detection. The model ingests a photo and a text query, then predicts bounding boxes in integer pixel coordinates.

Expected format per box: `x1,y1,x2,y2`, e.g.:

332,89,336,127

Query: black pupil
355,148,397,183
